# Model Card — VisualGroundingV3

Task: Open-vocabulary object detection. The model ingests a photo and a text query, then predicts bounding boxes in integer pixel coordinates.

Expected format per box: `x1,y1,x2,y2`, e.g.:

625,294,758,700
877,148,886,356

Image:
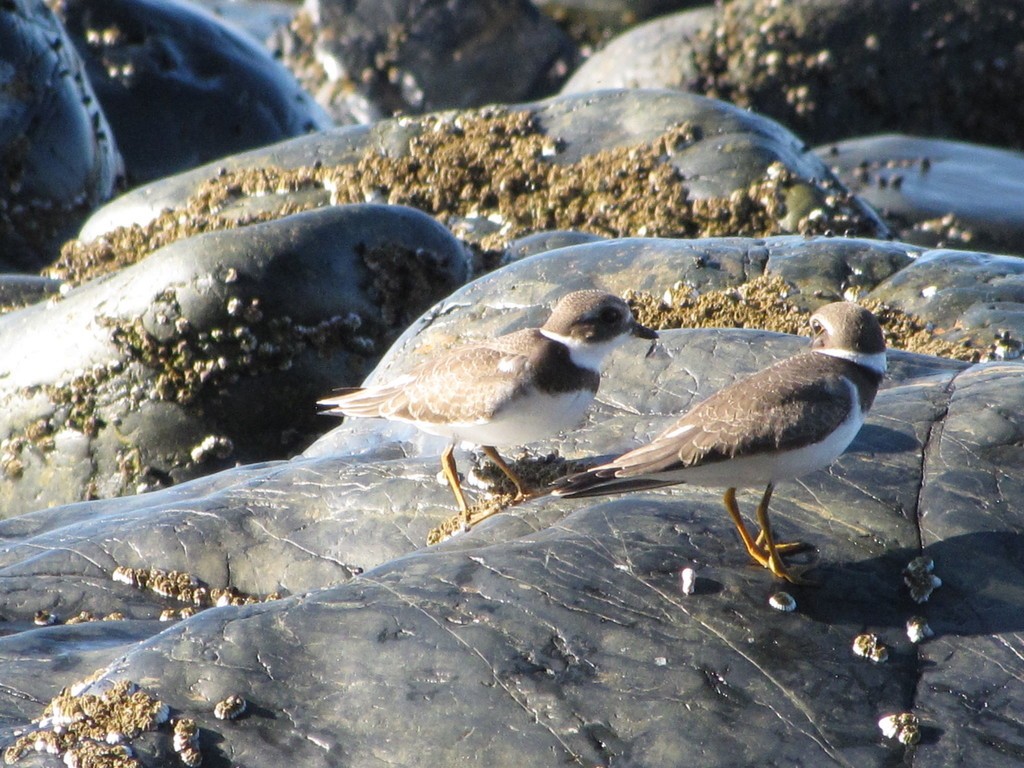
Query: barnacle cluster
172,718,201,767
428,451,589,544
65,611,126,625
51,107,881,292
627,274,981,362
2,679,169,767
879,712,921,746
112,565,281,614
852,633,889,663
903,556,942,603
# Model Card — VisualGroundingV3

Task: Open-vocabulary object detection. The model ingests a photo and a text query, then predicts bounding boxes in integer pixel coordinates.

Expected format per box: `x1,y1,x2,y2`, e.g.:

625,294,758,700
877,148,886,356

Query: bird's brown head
543,290,657,345
809,302,887,375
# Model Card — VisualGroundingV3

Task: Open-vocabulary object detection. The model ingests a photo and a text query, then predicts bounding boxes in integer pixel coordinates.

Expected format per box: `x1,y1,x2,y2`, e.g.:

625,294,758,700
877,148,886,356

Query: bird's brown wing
319,331,540,425
608,353,856,476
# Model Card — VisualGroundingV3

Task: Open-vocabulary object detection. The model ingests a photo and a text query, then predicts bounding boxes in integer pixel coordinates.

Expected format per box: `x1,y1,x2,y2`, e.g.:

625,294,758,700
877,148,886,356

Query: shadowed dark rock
285,0,576,122
0,0,123,272
53,0,332,186
563,0,1024,151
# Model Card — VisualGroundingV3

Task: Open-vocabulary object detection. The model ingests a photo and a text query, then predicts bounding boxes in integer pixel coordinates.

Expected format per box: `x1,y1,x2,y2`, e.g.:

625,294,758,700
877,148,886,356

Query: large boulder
0,204,469,513
1,235,1021,766
563,0,1024,151
53,0,332,186
70,88,887,271
0,0,123,272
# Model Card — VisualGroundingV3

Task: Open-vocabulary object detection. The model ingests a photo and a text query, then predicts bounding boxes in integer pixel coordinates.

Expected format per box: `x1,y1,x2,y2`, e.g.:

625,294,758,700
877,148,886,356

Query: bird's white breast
424,387,597,447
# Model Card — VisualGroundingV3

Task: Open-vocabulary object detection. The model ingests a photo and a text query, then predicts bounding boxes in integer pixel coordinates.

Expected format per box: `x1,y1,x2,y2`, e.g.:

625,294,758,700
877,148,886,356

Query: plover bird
320,290,657,527
552,301,886,584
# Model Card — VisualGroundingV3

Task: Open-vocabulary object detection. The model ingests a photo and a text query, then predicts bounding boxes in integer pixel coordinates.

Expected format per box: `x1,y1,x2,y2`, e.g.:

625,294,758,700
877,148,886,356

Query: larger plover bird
320,290,657,528
552,302,886,584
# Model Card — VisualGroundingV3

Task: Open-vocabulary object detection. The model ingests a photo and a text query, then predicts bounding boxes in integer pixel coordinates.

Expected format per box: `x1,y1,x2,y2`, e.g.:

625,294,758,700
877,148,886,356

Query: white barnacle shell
680,567,697,595
214,694,247,721
768,592,796,612
903,556,942,603
906,616,934,643
153,702,171,725
173,718,200,752
878,714,900,739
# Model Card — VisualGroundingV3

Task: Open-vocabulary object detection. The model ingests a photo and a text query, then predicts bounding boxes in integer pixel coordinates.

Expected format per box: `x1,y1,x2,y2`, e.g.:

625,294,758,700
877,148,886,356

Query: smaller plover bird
320,290,657,528
552,302,886,584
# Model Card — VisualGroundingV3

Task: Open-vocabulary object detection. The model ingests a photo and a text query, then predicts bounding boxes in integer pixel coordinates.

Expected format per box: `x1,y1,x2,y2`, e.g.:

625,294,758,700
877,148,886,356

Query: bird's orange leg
753,484,815,585
723,488,770,568
440,444,471,529
754,530,814,555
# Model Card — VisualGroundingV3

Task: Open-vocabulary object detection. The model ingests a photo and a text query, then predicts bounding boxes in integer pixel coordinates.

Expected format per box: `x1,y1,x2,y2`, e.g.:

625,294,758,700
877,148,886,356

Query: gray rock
0,276,62,310
815,134,1024,257
562,7,716,94
2,235,1023,765
77,88,887,243
54,0,332,186
0,0,123,272
562,0,1024,151
870,250,1024,350
3,324,1018,765
0,204,469,514
502,230,607,263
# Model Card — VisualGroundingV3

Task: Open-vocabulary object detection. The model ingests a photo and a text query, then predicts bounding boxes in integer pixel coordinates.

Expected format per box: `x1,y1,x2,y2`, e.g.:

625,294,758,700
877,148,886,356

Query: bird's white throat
540,329,627,372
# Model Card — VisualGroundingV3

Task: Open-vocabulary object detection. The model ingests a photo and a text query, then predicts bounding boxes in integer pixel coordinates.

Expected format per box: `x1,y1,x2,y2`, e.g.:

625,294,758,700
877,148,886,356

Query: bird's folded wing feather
609,356,855,476
320,333,538,424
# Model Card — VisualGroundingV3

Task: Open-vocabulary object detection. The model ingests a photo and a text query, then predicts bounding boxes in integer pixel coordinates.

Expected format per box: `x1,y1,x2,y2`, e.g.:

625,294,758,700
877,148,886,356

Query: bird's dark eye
810,318,824,334
599,307,622,325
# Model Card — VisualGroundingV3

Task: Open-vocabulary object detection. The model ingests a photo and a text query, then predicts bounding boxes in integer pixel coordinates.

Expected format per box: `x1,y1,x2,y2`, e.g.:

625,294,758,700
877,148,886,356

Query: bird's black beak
631,322,659,357
632,322,658,341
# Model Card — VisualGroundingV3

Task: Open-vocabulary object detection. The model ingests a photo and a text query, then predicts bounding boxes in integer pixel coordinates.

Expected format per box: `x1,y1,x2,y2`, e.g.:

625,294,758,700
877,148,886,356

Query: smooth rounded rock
0,204,469,513
563,0,1024,150
816,135,1024,257
53,0,332,186
2,239,1020,763
292,0,576,122
0,0,123,272
77,89,887,247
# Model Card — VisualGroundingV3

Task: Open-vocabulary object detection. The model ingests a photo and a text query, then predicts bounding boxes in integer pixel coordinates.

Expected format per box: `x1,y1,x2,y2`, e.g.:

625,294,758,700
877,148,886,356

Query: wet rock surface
0,0,123,272
816,135,1024,258
53,0,332,186
0,203,468,513
2,238,1022,766
563,0,1024,151
2,3,1024,763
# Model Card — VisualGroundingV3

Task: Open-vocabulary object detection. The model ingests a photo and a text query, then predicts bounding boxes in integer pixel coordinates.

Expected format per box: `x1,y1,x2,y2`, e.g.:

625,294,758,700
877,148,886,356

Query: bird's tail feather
551,471,682,499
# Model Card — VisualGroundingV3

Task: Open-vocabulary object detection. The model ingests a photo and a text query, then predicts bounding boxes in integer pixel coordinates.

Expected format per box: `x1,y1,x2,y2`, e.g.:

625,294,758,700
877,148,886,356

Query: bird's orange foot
755,531,815,556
